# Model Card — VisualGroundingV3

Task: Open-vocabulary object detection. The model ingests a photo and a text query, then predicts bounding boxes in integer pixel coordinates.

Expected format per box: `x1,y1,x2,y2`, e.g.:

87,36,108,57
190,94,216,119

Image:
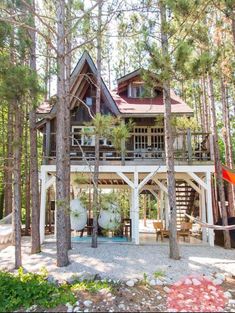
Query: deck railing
43,130,213,164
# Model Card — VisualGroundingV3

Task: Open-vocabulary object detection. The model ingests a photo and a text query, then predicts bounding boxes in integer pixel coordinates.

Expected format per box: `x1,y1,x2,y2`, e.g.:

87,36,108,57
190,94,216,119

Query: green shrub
0,268,76,312
71,279,114,294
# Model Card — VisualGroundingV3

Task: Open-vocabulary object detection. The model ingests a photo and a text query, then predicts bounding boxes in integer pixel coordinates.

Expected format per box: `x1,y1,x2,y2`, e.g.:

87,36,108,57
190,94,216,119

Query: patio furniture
178,222,192,241
122,218,132,240
153,221,169,241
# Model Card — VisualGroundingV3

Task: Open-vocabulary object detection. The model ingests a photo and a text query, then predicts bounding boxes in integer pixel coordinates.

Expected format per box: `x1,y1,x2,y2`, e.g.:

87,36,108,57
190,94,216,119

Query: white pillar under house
39,169,47,244
200,186,207,243
206,171,214,246
133,170,139,244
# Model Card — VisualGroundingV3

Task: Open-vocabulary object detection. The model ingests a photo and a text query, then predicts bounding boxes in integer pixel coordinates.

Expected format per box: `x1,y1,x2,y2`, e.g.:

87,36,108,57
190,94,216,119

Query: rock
118,304,125,310
163,286,171,293
215,273,225,281
192,278,201,286
229,299,235,305
133,278,138,283
149,279,156,286
184,278,192,285
155,279,163,286
224,291,232,299
47,275,57,284
84,309,89,313
83,300,93,307
126,280,135,287
157,296,162,300
73,306,81,312
66,303,73,312
213,279,223,285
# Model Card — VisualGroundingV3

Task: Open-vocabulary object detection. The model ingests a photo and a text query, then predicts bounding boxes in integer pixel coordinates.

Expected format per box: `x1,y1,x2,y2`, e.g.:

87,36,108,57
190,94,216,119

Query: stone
215,273,225,281
133,278,138,283
73,306,81,312
184,278,192,285
163,286,171,293
126,280,135,287
118,304,125,310
155,279,163,286
83,300,93,307
192,278,201,286
157,296,162,300
213,279,223,285
149,279,156,286
224,291,232,299
47,275,57,284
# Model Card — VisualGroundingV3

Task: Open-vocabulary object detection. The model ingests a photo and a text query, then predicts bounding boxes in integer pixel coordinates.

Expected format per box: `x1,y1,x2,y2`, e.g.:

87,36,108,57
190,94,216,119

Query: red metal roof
111,90,194,116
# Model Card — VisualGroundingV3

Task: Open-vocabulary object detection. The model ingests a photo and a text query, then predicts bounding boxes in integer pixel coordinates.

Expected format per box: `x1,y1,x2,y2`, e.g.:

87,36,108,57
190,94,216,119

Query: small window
128,84,153,98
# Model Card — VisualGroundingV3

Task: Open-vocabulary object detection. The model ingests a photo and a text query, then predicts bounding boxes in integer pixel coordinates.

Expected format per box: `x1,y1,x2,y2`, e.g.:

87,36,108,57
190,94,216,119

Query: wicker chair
178,222,192,241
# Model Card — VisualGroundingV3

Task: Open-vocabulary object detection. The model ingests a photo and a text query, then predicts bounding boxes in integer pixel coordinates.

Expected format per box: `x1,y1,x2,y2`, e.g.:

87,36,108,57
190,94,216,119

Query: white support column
40,169,47,244
53,181,57,238
130,188,135,241
133,170,139,244
206,171,214,246
160,189,164,222
200,186,207,243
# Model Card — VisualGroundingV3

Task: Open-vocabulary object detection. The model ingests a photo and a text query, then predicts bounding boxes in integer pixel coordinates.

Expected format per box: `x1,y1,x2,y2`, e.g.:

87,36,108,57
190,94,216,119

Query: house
37,51,215,246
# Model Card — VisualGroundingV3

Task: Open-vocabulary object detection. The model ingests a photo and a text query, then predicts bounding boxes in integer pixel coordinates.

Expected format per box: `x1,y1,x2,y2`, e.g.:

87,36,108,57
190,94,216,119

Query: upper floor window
71,126,113,147
128,83,154,98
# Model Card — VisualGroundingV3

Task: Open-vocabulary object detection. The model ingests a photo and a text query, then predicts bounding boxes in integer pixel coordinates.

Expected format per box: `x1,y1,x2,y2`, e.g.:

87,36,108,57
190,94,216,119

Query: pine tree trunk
4,101,13,216
221,77,234,215
208,74,231,248
29,0,40,254
56,0,69,266
64,0,72,251
92,0,102,249
13,100,22,269
24,110,30,235
160,2,180,260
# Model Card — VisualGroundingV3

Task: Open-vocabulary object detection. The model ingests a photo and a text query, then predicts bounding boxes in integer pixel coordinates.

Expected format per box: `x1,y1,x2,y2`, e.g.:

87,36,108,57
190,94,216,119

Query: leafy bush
0,268,75,312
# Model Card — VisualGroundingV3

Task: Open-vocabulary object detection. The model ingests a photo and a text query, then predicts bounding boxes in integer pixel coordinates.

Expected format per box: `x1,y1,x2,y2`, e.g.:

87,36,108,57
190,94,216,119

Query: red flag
222,165,235,185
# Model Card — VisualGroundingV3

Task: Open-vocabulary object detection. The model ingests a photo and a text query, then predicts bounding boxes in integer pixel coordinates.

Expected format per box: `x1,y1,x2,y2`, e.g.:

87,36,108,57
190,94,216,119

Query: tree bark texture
208,74,231,249
92,0,102,249
29,0,41,254
160,2,180,260
56,0,69,266
13,100,22,269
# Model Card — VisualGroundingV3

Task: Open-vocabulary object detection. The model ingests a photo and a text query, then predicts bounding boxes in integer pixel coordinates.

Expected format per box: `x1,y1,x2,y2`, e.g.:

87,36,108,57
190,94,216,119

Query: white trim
116,172,134,188
206,171,214,246
188,172,208,190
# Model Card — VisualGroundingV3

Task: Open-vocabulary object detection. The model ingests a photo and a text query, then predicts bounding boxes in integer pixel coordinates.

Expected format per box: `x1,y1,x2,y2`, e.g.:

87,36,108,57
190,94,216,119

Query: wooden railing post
187,128,192,163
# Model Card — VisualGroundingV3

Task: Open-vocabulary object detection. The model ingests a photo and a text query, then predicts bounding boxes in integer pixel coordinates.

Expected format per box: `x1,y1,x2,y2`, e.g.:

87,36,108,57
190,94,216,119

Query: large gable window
128,83,153,98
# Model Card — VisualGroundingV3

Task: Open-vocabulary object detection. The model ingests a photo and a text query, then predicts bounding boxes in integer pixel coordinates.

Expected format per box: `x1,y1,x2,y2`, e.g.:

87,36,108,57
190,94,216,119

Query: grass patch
71,279,114,294
0,268,76,312
153,270,165,279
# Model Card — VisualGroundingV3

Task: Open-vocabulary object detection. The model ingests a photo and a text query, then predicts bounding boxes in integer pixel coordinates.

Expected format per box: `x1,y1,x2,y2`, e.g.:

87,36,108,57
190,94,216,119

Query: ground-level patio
0,238,234,282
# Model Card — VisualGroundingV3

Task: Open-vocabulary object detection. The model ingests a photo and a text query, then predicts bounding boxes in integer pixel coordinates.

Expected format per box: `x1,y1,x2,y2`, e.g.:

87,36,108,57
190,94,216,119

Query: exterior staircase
175,181,196,229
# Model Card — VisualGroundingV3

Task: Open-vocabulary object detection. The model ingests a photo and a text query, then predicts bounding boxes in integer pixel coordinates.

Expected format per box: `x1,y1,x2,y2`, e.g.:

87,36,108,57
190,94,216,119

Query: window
72,126,95,146
128,83,154,98
72,126,113,147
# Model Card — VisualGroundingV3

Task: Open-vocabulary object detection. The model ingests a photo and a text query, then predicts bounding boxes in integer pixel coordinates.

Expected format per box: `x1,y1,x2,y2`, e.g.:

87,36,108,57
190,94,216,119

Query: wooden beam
188,172,207,190
184,178,201,194
152,178,168,194
117,172,134,188
138,170,159,191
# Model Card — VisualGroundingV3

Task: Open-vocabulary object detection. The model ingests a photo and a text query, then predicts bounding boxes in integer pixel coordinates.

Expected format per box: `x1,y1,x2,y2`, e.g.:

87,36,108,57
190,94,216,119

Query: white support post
53,181,57,238
133,170,139,244
206,171,214,246
200,186,207,243
160,189,164,222
40,169,47,244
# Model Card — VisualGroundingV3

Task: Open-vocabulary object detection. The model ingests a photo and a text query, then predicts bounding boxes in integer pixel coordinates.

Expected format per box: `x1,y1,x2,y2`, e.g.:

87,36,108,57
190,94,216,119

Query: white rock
149,279,156,286
83,300,93,307
163,286,171,293
229,299,235,305
155,279,163,286
118,304,126,310
192,278,201,286
84,309,89,313
213,279,223,285
126,280,135,287
157,296,162,300
215,273,225,281
133,278,138,283
67,308,73,313
73,306,81,312
224,291,232,299
75,301,80,306
184,278,192,285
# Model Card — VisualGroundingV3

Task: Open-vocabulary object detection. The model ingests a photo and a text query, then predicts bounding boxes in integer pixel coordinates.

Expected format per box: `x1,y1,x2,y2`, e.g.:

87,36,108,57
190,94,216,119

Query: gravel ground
0,237,234,282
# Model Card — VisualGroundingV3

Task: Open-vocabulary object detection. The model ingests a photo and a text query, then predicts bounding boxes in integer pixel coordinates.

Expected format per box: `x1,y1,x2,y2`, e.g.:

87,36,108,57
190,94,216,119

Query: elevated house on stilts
37,52,215,246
